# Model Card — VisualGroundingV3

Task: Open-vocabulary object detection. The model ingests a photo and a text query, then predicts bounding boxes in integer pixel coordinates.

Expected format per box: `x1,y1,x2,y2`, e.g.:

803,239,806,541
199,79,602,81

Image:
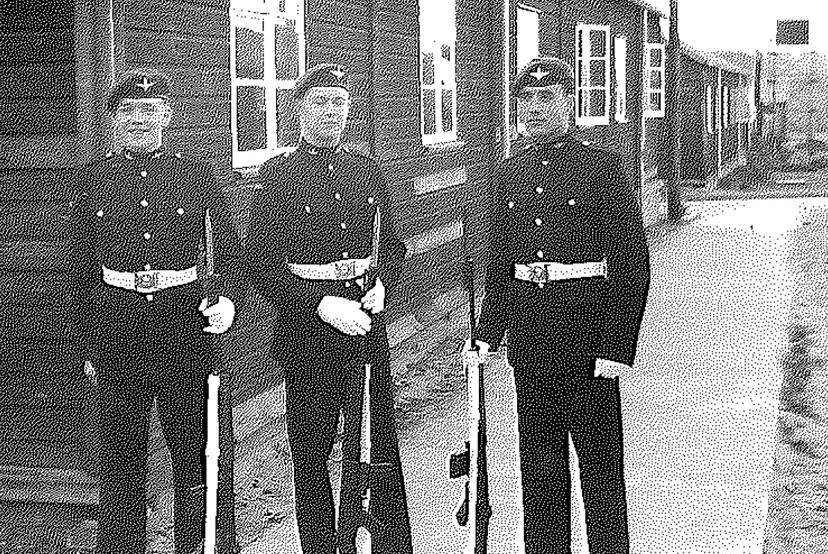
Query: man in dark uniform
245,63,413,554
70,69,243,554
471,58,651,553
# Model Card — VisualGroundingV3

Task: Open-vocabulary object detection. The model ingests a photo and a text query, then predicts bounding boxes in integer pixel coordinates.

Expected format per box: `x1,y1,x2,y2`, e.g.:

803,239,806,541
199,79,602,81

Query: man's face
298,87,350,147
516,85,573,139
112,98,171,152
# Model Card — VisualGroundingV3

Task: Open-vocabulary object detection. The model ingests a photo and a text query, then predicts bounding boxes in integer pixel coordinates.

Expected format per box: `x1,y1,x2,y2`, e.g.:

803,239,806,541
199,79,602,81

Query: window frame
705,84,714,135
418,0,459,146
613,35,628,123
229,0,305,169
644,42,665,118
574,23,611,127
722,85,731,129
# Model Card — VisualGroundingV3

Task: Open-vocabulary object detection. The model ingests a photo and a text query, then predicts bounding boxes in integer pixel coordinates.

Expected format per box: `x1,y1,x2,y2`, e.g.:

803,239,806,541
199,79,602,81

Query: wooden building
680,43,754,188
2,0,680,540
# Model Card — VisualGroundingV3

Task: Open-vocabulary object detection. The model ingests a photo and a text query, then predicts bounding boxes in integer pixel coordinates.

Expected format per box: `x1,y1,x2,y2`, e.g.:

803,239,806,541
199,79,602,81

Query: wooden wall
679,54,707,181
0,0,111,484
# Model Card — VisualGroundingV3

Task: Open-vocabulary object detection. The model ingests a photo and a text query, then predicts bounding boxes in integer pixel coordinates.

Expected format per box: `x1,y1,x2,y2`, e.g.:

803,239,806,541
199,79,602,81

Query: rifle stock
448,213,492,553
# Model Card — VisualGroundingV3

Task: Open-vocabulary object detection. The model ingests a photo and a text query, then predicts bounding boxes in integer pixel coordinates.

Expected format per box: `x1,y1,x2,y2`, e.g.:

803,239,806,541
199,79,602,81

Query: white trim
503,0,511,158
613,35,628,123
717,68,723,176
705,84,713,135
418,0,459,146
574,23,611,127
229,0,305,169
644,42,665,118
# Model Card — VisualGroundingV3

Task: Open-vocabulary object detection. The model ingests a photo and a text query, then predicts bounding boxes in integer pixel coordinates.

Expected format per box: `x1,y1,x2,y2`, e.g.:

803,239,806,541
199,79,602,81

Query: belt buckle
530,264,548,283
334,259,357,280
135,270,159,292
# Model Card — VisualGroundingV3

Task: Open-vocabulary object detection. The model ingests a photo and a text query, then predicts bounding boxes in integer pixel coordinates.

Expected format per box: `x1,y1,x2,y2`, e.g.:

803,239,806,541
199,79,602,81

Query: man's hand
317,295,372,336
360,278,386,314
594,358,629,379
199,296,236,334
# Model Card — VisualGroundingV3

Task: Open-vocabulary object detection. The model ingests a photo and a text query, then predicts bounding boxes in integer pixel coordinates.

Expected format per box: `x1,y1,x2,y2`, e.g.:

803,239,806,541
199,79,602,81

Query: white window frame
644,43,665,118
705,84,714,134
613,35,628,123
418,0,458,146
516,4,540,69
722,85,730,129
575,23,611,127
230,0,305,168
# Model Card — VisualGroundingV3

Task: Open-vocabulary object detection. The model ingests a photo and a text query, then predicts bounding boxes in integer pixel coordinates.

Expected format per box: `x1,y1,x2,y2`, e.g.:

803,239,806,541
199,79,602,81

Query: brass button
96,210,104,218
367,196,375,204
140,170,148,178
143,232,151,240
176,207,185,215
335,192,341,200
340,222,347,230
304,205,311,213
534,218,542,226
342,251,349,259
537,250,544,259
568,198,576,206
140,199,148,208
535,186,544,194
507,201,515,209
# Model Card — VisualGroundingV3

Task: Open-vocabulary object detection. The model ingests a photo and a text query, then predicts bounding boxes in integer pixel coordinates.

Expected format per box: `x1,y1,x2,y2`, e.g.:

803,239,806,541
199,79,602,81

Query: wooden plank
123,0,227,38
0,62,76,98
0,30,74,63
0,1,74,30
0,270,70,306
164,127,232,162
0,241,69,272
0,304,73,341
413,165,468,196
0,98,77,136
307,45,371,75
169,97,231,129
374,29,418,58
307,0,370,26
0,341,75,376
125,29,226,68
403,220,464,257
308,20,371,45
0,438,89,471
0,404,87,442
0,201,71,241
0,169,75,202
0,466,98,506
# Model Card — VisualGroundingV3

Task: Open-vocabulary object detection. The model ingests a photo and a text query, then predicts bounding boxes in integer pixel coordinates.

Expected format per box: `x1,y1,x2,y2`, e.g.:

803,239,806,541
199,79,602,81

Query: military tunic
476,135,650,554
70,147,244,554
245,140,412,554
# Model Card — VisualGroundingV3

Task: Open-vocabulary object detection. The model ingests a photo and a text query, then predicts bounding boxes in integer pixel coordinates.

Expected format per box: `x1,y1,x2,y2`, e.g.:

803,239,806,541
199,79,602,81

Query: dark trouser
93,293,208,554
514,358,629,554
282,325,412,554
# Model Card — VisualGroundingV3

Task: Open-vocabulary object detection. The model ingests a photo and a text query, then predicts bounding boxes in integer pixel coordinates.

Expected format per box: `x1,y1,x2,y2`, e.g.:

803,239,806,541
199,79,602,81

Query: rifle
335,208,393,554
200,209,238,554
448,211,492,554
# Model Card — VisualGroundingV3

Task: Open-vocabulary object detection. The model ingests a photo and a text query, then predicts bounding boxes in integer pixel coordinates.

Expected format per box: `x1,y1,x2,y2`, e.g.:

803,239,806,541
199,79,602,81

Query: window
230,0,304,168
613,36,628,123
517,5,540,69
575,24,610,126
644,43,665,118
705,84,714,134
419,0,458,145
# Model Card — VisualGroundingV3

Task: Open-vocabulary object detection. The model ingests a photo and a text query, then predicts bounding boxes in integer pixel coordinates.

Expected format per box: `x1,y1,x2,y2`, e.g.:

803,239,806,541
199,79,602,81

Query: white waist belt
286,257,372,281
514,259,607,283
102,265,199,294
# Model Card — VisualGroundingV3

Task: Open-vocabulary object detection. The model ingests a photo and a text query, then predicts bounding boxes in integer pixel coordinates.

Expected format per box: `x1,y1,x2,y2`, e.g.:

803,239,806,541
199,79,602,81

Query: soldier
70,69,243,554
470,58,651,553
245,63,413,553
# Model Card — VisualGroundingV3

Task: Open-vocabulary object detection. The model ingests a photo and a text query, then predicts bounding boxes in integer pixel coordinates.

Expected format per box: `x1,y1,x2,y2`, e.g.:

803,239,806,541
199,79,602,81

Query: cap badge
530,68,549,81
330,68,345,79
136,76,156,92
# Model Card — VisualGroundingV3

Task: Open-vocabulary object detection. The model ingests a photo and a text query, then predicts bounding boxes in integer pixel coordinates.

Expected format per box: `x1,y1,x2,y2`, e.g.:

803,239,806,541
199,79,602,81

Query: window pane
589,89,606,117
277,88,300,146
578,60,589,87
235,25,264,80
279,0,287,12
236,86,267,151
441,43,451,62
422,51,435,86
274,22,299,80
578,88,587,117
424,89,436,135
649,92,662,112
650,70,662,90
441,89,454,132
590,30,606,57
577,29,584,58
590,60,605,87
650,47,662,67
